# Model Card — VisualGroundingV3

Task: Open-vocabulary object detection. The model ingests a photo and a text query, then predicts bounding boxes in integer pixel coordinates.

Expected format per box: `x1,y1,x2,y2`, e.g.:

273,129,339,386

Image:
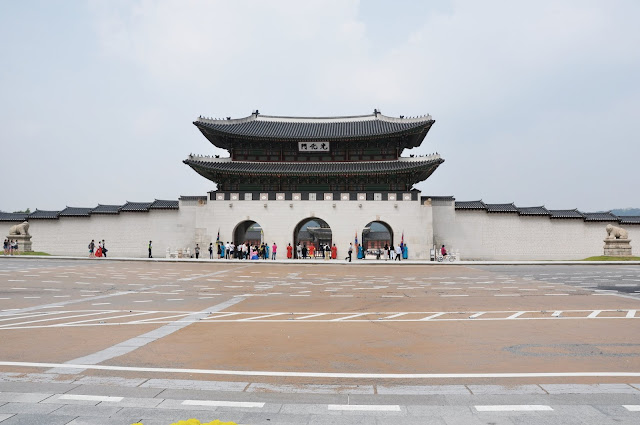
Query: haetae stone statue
605,224,628,240
9,221,30,236
603,224,632,257
6,221,33,252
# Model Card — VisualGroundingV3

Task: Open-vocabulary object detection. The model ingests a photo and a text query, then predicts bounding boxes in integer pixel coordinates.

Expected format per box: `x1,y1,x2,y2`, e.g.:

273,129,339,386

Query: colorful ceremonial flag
216,228,220,244
355,231,358,246
401,231,404,247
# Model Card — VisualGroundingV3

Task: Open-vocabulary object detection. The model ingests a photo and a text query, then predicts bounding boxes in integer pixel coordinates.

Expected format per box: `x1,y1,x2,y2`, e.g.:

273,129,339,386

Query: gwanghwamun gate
2,110,638,260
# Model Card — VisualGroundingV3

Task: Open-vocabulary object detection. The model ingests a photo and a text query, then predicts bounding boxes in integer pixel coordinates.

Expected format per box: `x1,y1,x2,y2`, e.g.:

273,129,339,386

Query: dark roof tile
150,200,179,209
59,207,93,217
549,209,584,219
121,202,153,212
517,206,550,216
455,200,487,210
0,212,28,222
28,210,60,219
92,204,121,214
619,216,640,225
486,203,518,213
582,212,619,222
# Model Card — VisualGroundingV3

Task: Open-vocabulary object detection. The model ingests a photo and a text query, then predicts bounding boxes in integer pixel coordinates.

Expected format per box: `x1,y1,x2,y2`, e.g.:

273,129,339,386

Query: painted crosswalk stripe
587,310,602,318
328,404,400,411
182,400,264,408
59,394,123,402
626,310,636,318
475,405,553,412
507,311,525,319
420,312,446,321
623,405,640,411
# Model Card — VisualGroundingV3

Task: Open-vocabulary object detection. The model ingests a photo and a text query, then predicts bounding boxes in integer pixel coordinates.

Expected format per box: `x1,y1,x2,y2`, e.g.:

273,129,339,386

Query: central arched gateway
233,220,263,246
293,217,332,258
362,221,393,253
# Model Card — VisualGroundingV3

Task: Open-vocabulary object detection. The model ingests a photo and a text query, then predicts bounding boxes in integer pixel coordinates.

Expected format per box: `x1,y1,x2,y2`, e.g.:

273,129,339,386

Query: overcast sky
1,0,638,213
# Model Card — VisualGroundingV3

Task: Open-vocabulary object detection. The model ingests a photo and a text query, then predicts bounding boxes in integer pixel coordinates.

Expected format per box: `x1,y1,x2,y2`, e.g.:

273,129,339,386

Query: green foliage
582,256,640,261
12,208,30,214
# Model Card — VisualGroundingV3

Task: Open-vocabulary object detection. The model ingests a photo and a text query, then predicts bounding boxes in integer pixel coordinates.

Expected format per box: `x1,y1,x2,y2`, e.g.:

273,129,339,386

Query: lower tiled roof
454,200,487,210
517,206,550,216
150,200,179,209
92,204,122,214
619,216,640,224
486,203,518,213
549,209,584,219
184,157,443,176
0,213,28,221
28,210,60,219
582,212,619,222
121,202,153,212
59,207,93,217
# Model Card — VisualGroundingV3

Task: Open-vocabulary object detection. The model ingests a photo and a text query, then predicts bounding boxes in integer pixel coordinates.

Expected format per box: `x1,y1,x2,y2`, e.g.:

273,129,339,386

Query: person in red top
309,244,315,258
441,244,447,258
286,243,293,259
331,243,337,259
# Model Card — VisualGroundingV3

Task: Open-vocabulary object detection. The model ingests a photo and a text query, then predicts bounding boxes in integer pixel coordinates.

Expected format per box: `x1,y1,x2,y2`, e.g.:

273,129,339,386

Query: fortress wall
433,208,640,260
2,208,196,257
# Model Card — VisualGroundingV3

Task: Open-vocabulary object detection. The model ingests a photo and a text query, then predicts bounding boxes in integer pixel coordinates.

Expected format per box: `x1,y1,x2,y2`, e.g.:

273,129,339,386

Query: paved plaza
1,258,640,424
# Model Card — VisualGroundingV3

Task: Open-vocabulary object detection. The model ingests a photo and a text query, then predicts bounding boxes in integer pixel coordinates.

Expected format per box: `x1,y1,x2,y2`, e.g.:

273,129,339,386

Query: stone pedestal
9,235,33,253
603,238,632,257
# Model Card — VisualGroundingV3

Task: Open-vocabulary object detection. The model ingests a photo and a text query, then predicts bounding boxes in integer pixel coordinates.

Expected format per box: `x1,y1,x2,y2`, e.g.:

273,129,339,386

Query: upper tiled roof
194,111,435,149
92,204,122,214
28,210,60,219
517,206,550,216
185,156,443,177
59,207,93,217
422,196,455,201
549,209,584,219
150,200,179,209
0,212,28,222
486,203,518,213
582,212,619,222
121,202,153,212
455,200,487,210
179,195,208,201
619,216,640,224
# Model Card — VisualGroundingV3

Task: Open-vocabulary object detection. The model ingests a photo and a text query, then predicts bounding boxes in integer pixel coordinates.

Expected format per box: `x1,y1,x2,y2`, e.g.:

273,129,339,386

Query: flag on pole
401,231,404,248
355,231,358,246
260,228,264,244
216,228,220,245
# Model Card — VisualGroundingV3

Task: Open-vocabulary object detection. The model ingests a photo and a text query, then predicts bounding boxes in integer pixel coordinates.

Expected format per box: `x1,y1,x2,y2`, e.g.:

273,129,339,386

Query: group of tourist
3,239,19,255
88,239,108,258
286,242,337,260
215,241,277,260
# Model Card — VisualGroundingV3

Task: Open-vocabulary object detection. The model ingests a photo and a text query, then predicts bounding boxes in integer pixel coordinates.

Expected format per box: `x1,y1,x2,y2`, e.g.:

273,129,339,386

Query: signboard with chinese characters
298,141,330,152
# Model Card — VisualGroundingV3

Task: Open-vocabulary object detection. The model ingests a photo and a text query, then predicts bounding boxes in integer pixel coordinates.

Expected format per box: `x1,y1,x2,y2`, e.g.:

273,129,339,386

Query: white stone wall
195,197,434,260
1,208,197,257
432,206,640,260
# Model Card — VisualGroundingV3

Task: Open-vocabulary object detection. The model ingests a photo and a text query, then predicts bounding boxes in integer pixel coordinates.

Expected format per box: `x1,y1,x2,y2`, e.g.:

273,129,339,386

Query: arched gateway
362,221,393,252
233,221,263,246
293,218,332,258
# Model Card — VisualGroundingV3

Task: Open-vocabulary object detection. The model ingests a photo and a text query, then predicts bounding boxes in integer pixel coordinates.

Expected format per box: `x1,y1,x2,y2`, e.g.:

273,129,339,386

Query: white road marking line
328,404,400,411
91,303,111,306
627,310,637,318
588,310,602,318
420,312,446,321
383,313,408,319
332,313,368,321
295,313,327,320
241,313,287,321
182,400,264,408
59,394,123,402
133,300,152,303
476,405,553,412
63,311,155,326
552,311,563,317
469,312,485,319
0,311,115,328
507,312,526,319
623,405,640,411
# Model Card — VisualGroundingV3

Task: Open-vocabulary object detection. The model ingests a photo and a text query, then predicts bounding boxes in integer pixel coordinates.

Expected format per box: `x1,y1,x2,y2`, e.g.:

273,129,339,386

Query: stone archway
293,217,332,259
362,221,393,253
233,220,263,247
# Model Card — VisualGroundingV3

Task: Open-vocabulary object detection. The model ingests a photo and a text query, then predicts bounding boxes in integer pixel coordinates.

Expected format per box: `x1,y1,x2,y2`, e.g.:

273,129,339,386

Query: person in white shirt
395,245,402,261
225,242,231,259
